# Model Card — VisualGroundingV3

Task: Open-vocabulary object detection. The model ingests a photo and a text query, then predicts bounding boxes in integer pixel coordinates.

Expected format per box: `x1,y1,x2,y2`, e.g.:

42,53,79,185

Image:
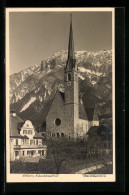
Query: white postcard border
6,7,115,182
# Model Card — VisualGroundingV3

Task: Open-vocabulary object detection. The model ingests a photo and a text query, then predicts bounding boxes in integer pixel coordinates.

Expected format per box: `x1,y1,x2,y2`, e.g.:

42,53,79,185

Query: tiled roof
33,131,43,139
86,126,99,135
41,98,54,123
10,115,43,139
93,110,99,121
10,115,24,137
85,108,98,121
79,102,88,120
86,125,112,141
85,108,94,121
59,91,65,101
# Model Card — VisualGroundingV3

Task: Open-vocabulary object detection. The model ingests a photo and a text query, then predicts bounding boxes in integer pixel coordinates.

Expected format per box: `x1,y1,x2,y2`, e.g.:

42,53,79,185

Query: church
45,16,99,139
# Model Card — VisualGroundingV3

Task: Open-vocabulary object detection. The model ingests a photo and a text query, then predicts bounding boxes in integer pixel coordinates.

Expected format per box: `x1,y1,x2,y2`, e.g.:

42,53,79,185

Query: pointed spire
68,14,75,60
65,14,77,72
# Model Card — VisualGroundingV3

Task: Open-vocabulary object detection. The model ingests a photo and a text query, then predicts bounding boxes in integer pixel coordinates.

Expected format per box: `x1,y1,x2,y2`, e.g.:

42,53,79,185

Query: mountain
10,50,112,131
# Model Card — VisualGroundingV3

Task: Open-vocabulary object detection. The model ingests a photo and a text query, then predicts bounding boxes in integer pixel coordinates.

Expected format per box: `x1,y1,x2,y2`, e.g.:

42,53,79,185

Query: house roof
98,125,112,133
10,115,24,138
86,125,112,140
86,126,99,135
33,131,43,139
10,114,43,139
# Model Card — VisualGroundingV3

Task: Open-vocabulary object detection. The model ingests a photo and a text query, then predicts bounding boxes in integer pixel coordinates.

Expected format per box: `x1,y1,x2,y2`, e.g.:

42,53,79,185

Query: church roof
93,110,99,121
10,114,43,138
40,91,99,131
68,14,75,60
85,108,98,121
79,102,88,120
59,91,65,101
41,98,54,124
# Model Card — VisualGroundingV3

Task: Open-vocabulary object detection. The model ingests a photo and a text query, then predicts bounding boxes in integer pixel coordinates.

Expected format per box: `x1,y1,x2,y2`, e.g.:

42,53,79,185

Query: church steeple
68,14,75,60
65,14,77,72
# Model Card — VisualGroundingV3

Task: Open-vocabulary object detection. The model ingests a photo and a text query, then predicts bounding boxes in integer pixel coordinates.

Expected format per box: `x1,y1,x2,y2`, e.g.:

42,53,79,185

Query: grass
10,153,113,174
10,139,113,174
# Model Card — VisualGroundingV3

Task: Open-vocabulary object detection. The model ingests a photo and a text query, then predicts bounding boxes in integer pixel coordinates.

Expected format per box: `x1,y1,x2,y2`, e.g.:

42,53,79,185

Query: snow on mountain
20,97,36,112
78,67,103,76
10,49,112,128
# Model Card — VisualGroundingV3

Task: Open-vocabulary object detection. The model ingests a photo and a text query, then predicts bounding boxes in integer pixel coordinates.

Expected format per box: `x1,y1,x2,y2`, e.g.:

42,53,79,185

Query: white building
10,111,47,162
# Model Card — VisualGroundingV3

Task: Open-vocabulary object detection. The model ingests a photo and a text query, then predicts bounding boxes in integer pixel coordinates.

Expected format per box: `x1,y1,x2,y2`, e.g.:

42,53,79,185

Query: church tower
64,15,79,138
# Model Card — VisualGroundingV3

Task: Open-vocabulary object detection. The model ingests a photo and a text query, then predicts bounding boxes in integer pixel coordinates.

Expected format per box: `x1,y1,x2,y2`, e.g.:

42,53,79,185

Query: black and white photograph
6,8,115,182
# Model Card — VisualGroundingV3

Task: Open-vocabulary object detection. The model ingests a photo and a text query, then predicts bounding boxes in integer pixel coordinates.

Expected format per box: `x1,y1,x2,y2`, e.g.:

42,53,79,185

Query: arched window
68,73,71,81
57,133,60,138
61,133,64,137
52,133,55,137
69,133,70,140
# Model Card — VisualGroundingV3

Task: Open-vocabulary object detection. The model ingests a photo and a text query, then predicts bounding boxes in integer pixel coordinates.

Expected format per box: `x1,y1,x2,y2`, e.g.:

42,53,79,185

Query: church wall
92,120,99,127
45,16,100,140
64,71,78,106
64,70,79,139
74,119,88,138
88,120,99,130
88,121,93,130
46,92,74,138
64,103,75,138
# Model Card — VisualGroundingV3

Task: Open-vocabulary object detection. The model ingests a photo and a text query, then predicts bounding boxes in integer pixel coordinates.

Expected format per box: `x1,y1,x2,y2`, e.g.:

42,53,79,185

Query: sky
9,11,112,75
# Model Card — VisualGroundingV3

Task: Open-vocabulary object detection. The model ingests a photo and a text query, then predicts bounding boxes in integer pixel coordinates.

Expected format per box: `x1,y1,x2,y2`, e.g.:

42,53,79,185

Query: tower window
55,118,61,126
68,73,71,81
57,133,60,138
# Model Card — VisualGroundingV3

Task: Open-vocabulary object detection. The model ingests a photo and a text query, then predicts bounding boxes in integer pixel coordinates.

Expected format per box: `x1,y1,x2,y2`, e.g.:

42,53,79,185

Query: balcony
14,144,47,149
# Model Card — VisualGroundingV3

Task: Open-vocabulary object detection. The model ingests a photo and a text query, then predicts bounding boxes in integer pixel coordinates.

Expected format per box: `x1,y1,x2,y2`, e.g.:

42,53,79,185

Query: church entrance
61,133,64,137
57,133,60,138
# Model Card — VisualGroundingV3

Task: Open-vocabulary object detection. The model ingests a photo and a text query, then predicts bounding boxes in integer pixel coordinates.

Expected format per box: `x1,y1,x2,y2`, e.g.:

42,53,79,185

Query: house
10,111,47,161
86,125,112,150
42,15,99,139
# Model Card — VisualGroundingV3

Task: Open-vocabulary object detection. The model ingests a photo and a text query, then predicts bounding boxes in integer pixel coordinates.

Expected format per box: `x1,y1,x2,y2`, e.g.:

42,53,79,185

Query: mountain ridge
10,49,112,130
